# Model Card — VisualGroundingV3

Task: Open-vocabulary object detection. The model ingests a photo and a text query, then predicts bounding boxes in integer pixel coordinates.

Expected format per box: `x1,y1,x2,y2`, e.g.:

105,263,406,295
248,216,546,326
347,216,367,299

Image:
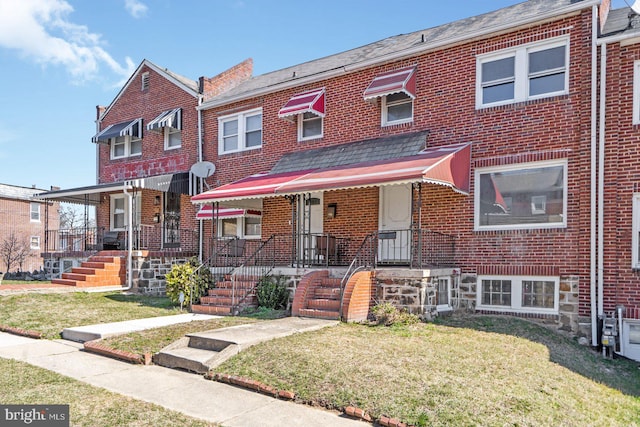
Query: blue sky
0,0,629,191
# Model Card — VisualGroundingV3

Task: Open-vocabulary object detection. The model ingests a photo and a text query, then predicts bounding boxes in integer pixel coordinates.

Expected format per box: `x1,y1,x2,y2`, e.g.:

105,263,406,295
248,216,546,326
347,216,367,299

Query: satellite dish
190,161,216,178
633,0,640,15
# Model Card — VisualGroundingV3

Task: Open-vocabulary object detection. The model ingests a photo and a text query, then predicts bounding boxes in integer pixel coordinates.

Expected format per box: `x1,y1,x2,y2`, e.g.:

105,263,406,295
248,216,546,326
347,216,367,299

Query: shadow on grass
436,314,640,397
104,293,177,310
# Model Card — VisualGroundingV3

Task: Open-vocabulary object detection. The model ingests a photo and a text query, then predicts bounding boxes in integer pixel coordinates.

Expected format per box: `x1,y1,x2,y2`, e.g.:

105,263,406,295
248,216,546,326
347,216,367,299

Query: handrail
230,234,277,314
339,232,378,320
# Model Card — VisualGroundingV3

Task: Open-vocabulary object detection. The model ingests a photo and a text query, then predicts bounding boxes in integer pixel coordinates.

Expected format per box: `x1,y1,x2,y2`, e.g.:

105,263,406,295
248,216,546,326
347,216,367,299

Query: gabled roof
200,0,597,110
99,59,199,121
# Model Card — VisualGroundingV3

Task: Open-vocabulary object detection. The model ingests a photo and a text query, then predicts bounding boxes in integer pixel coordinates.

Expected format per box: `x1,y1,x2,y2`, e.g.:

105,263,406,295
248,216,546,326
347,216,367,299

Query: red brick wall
200,12,595,314
601,40,640,317
0,197,58,272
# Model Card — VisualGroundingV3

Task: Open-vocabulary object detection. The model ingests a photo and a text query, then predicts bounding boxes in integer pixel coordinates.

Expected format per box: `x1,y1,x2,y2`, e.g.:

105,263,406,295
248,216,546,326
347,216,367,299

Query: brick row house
34,0,640,361
0,184,59,274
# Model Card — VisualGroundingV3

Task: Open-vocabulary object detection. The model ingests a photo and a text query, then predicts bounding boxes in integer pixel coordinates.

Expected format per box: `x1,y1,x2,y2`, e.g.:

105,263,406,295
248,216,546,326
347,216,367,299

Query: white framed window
476,37,569,108
478,275,559,314
632,194,640,268
436,277,452,311
30,236,40,249
218,108,262,154
218,216,261,239
30,202,40,222
474,159,567,231
381,92,413,126
110,194,141,231
164,126,182,150
141,72,149,91
298,112,323,141
110,133,142,159
633,61,640,125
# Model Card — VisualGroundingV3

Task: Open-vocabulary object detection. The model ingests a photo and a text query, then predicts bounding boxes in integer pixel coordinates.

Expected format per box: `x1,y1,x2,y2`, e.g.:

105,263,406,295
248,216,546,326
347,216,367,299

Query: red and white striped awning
274,143,471,195
363,66,416,100
196,205,262,220
278,88,325,119
191,169,314,203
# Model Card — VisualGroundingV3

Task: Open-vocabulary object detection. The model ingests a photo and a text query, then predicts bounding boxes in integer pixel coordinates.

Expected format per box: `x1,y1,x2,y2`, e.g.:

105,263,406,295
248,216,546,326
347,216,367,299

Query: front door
163,192,181,248
299,192,323,264
379,184,412,263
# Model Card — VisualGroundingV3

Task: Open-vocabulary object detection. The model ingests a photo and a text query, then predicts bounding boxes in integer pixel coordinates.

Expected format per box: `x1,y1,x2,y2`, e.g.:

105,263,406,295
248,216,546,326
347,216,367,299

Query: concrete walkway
0,318,367,427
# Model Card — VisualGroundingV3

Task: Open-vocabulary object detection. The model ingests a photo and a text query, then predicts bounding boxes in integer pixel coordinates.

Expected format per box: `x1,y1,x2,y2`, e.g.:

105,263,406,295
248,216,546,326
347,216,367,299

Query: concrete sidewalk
0,321,367,427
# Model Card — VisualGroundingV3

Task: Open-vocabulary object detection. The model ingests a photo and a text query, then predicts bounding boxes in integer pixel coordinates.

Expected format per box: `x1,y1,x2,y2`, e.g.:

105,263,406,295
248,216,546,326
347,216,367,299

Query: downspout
590,5,599,346
197,95,204,263
122,183,134,290
598,43,606,323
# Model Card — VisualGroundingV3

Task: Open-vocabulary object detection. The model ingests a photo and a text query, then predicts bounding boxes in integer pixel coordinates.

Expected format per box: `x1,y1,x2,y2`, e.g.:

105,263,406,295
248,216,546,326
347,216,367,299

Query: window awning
191,169,314,204
274,142,471,195
130,172,191,195
278,88,325,119
196,205,262,220
147,108,182,132
363,66,416,100
92,118,142,143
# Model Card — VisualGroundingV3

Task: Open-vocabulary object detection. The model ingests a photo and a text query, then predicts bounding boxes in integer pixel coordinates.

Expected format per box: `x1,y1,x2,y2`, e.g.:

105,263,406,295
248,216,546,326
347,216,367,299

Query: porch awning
363,66,416,100
191,169,313,204
31,182,133,205
196,205,262,220
130,172,190,195
147,108,182,132
274,142,471,195
278,88,325,119
92,118,142,143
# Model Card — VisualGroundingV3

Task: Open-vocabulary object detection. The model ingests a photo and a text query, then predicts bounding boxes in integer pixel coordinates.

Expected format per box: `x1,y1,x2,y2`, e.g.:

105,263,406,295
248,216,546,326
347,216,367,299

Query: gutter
198,0,600,111
122,183,134,291
197,95,204,262
598,43,607,322
590,5,599,346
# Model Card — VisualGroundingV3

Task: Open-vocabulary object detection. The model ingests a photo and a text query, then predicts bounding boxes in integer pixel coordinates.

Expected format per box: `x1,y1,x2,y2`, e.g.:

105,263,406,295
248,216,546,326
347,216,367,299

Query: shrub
256,275,290,310
370,302,420,326
165,257,212,305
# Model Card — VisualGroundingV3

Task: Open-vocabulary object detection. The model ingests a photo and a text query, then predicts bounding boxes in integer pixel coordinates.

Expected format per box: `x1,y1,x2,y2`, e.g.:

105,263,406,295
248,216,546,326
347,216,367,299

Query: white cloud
124,0,147,19
0,0,135,83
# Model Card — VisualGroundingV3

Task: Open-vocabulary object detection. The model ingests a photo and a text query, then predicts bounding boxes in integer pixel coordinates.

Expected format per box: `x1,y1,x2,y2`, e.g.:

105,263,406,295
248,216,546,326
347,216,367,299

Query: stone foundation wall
132,254,190,296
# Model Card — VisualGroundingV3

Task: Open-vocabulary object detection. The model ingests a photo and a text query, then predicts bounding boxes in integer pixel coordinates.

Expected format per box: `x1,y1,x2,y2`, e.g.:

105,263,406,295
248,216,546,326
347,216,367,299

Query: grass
210,315,640,427
0,292,181,339
0,358,216,427
1,280,51,284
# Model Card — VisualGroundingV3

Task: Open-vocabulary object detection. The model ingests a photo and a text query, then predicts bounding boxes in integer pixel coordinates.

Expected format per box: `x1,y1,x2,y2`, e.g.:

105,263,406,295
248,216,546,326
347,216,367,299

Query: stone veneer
132,253,191,296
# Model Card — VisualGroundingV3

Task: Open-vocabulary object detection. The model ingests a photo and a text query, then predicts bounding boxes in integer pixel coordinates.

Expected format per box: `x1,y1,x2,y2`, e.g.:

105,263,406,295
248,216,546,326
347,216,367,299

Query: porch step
153,335,239,374
307,298,340,311
192,277,260,316
53,252,125,288
298,308,340,320
191,305,233,315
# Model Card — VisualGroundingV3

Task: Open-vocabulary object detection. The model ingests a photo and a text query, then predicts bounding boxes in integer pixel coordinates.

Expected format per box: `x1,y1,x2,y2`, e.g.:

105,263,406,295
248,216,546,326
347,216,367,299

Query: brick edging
206,372,414,426
0,324,43,339
83,340,152,365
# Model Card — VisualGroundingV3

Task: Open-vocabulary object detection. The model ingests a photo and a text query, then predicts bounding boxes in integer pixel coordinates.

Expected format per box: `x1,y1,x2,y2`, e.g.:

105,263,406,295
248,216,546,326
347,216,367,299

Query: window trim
110,134,142,159
164,126,182,150
632,193,640,269
30,235,40,249
381,92,414,126
436,277,452,312
30,202,40,222
217,216,262,239
474,159,568,231
476,36,569,109
218,108,263,155
477,275,559,314
297,112,323,141
110,194,141,231
633,60,640,125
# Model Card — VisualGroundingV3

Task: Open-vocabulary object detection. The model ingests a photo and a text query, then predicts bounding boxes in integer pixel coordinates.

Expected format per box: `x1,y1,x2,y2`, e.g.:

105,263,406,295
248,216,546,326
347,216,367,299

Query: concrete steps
51,252,125,288
153,334,239,374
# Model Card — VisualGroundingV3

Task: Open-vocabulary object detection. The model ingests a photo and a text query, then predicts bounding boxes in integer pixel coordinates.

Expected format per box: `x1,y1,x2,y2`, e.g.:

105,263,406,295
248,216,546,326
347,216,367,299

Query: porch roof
192,142,471,205
275,142,471,195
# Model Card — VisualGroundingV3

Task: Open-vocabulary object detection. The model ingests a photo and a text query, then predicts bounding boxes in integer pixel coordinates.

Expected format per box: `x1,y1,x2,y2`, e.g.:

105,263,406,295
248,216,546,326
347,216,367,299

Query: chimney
96,105,106,121
600,0,612,32
199,58,253,100
50,186,60,191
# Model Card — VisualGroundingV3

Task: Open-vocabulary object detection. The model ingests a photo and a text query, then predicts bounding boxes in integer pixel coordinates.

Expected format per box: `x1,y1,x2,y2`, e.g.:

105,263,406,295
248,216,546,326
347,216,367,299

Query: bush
256,275,290,310
165,257,212,305
370,302,420,326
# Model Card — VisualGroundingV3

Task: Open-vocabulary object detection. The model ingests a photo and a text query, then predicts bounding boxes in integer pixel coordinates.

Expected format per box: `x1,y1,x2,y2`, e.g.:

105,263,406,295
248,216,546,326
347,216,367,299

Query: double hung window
219,108,262,154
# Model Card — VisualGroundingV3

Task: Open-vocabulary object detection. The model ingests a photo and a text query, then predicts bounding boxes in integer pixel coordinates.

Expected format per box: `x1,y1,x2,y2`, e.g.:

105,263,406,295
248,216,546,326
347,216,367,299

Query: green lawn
0,358,216,427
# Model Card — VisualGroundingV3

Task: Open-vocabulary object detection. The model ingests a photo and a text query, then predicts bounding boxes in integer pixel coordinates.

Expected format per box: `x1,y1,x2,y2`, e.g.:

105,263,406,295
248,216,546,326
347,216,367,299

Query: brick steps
190,277,259,316
298,273,342,320
51,252,125,288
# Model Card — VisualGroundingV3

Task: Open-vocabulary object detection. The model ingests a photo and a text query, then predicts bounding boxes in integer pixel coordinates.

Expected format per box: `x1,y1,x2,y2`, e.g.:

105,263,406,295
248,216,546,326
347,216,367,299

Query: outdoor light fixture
327,203,337,219
153,213,161,223
154,195,161,205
